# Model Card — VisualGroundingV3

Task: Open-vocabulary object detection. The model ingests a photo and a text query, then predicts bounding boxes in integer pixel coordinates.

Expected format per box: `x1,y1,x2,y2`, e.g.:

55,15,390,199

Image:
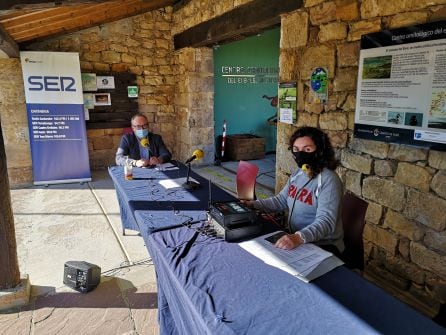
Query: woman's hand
240,199,255,208
275,233,304,250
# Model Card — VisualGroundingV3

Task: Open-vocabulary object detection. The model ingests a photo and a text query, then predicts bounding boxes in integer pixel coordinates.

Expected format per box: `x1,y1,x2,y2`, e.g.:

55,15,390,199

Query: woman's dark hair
289,127,338,174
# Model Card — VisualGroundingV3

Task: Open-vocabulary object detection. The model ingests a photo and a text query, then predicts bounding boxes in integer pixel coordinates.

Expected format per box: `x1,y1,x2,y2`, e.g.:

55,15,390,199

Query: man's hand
275,233,304,250
149,156,161,165
134,159,148,167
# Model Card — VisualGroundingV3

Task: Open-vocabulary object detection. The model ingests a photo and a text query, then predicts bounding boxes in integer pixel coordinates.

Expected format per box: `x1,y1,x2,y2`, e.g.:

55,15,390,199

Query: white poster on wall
96,76,115,89
354,20,446,150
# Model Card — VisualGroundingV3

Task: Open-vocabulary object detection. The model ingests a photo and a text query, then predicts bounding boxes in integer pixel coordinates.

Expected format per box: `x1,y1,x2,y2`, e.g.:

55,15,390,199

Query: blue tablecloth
110,163,444,334
146,226,445,335
108,163,234,234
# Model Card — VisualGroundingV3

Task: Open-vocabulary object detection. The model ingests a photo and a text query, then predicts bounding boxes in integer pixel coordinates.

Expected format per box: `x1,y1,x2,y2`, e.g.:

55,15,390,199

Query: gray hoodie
253,167,344,252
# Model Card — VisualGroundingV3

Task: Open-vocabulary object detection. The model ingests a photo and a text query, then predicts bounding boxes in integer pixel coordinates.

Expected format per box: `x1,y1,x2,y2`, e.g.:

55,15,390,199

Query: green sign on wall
127,86,138,98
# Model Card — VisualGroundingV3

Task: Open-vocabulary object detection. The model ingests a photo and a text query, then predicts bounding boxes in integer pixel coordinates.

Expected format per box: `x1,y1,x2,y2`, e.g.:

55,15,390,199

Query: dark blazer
116,132,172,165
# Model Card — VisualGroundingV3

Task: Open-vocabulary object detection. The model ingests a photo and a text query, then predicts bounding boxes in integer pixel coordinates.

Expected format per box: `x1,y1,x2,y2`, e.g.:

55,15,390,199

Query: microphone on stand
183,149,204,190
185,149,204,164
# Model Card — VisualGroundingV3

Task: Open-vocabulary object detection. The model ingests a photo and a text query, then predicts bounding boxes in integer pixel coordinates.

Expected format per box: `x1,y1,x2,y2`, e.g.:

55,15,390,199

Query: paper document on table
159,177,199,189
239,231,343,282
155,162,179,171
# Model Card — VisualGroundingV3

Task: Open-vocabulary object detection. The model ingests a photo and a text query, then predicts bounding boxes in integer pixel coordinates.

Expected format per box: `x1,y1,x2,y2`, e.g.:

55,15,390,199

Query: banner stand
34,178,91,186
21,51,91,185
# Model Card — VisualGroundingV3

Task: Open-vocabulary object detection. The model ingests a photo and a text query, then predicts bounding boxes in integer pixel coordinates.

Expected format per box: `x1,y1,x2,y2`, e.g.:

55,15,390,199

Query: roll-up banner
20,51,91,185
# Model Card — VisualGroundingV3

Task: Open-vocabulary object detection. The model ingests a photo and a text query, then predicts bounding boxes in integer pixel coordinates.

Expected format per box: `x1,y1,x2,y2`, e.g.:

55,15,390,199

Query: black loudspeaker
63,261,101,293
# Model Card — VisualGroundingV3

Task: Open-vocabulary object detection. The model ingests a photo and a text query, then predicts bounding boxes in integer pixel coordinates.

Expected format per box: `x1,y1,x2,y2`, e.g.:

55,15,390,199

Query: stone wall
277,0,446,317
0,59,31,186
26,9,175,171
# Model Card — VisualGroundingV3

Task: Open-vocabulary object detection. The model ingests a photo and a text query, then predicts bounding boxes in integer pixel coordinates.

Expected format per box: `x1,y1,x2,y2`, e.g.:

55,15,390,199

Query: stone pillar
0,117,30,311
175,47,214,164
0,59,32,186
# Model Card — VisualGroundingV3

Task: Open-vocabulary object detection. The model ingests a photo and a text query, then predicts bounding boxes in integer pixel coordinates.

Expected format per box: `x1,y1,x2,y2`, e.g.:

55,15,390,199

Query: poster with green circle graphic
310,67,328,102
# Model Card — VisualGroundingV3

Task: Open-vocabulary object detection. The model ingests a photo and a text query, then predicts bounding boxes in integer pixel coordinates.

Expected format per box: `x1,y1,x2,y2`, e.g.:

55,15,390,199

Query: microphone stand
182,162,200,190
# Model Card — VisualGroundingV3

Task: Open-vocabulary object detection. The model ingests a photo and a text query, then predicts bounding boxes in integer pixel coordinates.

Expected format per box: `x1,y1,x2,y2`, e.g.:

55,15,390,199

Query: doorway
213,27,280,156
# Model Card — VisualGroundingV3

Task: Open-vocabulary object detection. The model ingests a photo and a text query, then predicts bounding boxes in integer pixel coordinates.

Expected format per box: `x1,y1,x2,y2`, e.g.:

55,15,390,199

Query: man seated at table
115,113,172,167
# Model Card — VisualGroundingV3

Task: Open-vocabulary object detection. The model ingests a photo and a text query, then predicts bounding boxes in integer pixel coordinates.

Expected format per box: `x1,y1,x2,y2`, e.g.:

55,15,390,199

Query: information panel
21,51,91,184
354,21,446,151
278,82,297,124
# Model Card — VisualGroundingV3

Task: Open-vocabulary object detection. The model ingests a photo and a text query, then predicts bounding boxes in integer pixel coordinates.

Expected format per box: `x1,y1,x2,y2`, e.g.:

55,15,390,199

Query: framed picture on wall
81,73,97,91
83,93,95,109
94,93,111,106
97,76,115,89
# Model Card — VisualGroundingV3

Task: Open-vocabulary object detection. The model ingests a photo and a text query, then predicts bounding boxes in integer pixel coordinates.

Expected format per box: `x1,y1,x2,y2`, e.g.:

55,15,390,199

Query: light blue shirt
139,143,150,160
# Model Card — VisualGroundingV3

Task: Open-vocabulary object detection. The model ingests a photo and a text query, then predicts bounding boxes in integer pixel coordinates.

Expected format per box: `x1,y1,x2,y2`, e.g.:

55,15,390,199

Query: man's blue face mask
135,129,149,138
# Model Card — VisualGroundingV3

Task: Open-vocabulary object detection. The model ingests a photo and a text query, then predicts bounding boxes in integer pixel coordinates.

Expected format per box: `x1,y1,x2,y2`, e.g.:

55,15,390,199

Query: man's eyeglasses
132,124,149,130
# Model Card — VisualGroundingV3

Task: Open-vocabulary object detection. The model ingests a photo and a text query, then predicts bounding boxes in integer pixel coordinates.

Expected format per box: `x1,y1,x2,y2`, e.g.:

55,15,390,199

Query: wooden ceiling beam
0,5,91,31
0,1,109,11
174,0,302,50
1,5,92,31
2,0,157,29
0,24,19,57
14,0,174,42
0,9,37,20
3,1,134,33
12,0,146,38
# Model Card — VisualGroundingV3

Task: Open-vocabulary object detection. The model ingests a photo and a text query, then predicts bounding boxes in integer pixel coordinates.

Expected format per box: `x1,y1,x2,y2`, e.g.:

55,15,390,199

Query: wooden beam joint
174,0,302,50
0,25,18,57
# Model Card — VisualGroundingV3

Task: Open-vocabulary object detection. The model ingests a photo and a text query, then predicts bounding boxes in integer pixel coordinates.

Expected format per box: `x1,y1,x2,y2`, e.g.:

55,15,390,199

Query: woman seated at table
243,126,344,254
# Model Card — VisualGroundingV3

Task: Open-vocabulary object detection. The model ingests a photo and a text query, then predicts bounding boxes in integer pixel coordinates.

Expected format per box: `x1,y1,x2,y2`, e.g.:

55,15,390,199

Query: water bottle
124,156,133,180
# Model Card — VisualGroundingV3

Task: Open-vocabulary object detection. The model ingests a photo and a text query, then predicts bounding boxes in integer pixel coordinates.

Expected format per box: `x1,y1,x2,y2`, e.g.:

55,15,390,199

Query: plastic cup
124,164,133,180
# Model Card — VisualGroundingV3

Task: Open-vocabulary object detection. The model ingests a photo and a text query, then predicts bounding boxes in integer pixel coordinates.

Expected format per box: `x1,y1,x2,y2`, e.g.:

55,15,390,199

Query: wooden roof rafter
0,1,109,11
3,5,94,34
0,0,176,44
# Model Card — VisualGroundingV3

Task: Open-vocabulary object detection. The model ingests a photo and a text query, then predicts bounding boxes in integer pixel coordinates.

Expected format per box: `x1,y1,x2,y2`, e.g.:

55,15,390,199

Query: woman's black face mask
292,151,317,168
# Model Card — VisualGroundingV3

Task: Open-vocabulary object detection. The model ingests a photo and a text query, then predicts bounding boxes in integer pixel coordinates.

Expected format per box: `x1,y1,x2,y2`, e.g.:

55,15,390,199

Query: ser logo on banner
27,76,76,92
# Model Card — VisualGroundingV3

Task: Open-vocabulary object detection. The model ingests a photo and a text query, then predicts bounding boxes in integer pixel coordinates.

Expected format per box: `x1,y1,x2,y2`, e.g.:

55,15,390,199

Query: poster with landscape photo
354,20,446,151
